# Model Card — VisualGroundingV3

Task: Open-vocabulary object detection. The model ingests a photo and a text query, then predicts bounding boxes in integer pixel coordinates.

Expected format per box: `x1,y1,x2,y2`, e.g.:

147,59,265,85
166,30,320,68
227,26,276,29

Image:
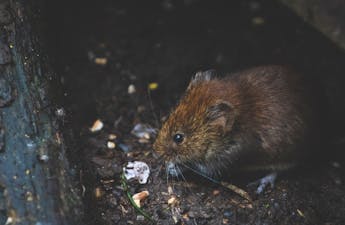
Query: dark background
43,0,345,224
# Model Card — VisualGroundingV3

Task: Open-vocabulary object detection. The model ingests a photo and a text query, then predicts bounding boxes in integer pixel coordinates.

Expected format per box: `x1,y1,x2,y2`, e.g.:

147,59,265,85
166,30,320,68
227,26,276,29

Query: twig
120,173,155,223
220,181,252,202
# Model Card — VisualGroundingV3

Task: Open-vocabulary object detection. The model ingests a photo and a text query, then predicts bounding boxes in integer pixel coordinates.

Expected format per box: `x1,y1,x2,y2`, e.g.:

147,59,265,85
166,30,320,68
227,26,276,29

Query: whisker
147,88,160,128
153,164,163,181
175,165,186,182
179,163,220,184
154,151,167,163
166,167,170,186
175,164,195,195
193,218,198,225
179,163,252,201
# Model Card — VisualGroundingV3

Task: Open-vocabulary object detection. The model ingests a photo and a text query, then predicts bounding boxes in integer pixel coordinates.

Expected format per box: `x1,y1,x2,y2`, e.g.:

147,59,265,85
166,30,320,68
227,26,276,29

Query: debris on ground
107,141,116,149
89,119,104,132
123,161,150,184
132,191,149,208
128,84,136,94
148,82,159,90
131,123,156,140
94,57,108,66
57,0,345,224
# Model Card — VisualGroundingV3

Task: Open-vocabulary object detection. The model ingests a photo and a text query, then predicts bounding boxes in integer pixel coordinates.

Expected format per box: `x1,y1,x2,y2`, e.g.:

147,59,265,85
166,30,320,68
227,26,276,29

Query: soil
45,0,345,224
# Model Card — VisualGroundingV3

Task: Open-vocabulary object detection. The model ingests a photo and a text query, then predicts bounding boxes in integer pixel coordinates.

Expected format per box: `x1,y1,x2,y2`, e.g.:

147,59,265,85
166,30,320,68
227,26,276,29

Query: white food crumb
123,161,150,184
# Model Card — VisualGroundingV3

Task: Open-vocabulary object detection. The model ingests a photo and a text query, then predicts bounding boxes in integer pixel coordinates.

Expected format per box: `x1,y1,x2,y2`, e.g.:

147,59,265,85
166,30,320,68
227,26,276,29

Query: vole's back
154,65,322,176
226,66,319,171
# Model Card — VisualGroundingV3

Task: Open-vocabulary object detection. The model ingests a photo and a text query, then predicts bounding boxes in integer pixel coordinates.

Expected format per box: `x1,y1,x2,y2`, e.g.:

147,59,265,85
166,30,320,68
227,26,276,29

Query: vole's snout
161,149,179,165
154,138,177,159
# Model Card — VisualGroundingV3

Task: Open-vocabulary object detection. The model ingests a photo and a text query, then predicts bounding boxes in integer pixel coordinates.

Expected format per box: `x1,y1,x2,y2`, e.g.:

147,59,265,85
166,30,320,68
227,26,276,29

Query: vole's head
153,71,236,175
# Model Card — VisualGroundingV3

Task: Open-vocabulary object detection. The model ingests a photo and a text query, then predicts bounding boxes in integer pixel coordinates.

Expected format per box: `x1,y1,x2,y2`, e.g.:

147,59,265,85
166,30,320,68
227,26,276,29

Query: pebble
89,119,104,132
132,190,149,208
223,209,233,218
108,134,117,140
128,84,136,94
136,215,145,221
167,196,178,205
94,57,108,65
148,82,158,90
118,143,131,152
95,187,103,198
107,141,116,149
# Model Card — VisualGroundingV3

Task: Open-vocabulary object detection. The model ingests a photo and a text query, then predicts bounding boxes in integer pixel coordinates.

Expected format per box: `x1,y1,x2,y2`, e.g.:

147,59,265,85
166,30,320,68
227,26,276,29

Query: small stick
120,173,155,223
220,181,252,202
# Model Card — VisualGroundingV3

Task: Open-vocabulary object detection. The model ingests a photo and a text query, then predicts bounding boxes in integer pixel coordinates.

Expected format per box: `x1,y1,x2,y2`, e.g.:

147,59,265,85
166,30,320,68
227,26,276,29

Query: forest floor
46,0,345,224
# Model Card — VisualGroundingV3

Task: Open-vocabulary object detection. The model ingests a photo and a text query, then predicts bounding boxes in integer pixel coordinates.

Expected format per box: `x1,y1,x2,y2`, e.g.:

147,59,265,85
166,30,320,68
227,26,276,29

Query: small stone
131,123,156,139
167,196,178,205
26,191,34,201
39,154,49,162
137,105,146,113
89,119,104,132
5,217,13,225
136,215,145,221
128,84,136,94
168,186,173,195
107,141,116,149
132,191,149,208
118,143,131,153
95,187,102,198
94,57,108,65
223,209,233,218
148,82,158,90
108,134,117,140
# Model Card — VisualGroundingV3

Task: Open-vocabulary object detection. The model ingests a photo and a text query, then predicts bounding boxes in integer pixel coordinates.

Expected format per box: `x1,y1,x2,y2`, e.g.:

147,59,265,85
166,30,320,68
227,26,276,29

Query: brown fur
154,66,320,177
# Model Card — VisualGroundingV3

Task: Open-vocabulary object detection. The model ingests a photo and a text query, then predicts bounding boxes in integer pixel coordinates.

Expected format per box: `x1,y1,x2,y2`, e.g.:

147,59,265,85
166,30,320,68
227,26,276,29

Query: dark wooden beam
279,0,345,50
0,0,82,224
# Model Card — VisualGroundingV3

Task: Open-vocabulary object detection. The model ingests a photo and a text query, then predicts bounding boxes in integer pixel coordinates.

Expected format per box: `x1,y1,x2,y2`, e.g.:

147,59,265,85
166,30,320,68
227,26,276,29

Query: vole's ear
206,101,235,133
187,69,216,90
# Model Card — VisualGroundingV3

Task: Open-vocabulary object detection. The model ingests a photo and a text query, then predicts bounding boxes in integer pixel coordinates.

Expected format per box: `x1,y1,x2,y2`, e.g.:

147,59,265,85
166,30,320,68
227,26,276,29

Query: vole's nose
165,143,179,157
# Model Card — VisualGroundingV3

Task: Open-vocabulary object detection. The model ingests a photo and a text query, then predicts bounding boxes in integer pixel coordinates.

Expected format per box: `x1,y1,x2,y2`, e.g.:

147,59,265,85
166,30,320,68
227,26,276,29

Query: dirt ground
45,0,345,224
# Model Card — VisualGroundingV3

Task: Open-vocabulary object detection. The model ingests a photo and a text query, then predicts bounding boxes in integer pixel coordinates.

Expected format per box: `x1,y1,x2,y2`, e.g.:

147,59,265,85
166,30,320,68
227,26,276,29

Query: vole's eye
173,133,184,144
